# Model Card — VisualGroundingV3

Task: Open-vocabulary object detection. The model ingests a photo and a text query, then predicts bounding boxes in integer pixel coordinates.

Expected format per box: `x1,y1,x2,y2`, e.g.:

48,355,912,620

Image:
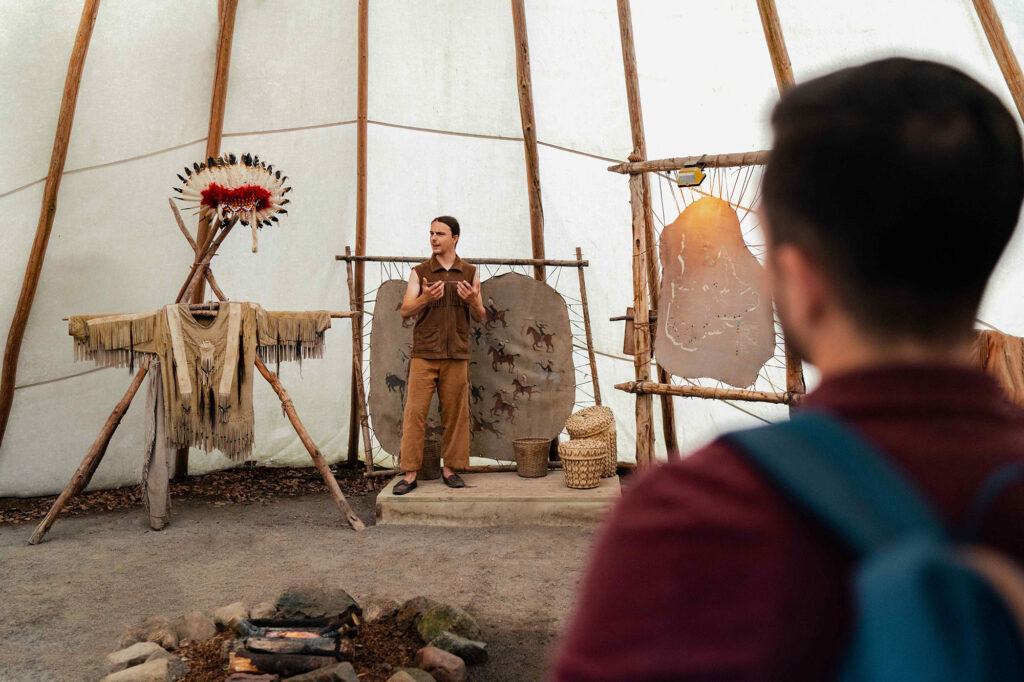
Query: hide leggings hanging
142,358,174,530
400,358,470,472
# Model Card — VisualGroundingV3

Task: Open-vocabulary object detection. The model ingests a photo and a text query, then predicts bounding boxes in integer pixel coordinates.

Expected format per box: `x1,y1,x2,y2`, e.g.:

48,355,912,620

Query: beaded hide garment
69,303,330,460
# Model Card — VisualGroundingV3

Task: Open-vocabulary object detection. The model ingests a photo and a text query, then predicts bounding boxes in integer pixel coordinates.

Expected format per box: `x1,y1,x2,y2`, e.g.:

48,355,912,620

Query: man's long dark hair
763,58,1024,343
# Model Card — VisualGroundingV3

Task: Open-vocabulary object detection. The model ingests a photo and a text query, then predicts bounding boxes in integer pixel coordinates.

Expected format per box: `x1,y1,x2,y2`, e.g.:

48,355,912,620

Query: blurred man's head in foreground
763,58,1024,367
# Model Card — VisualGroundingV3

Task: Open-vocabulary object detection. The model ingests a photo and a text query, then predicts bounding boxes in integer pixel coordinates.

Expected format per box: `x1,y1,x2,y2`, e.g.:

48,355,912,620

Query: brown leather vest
410,255,477,360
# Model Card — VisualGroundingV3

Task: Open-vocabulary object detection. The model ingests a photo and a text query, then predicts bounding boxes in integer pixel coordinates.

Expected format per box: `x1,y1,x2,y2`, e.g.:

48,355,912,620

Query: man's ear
773,243,828,328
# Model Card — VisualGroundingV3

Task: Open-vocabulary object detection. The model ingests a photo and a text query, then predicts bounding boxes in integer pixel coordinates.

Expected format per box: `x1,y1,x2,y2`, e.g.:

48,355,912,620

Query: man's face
430,221,457,254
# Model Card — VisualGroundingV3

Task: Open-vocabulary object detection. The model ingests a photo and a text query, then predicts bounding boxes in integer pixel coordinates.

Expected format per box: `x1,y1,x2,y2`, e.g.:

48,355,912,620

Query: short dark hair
432,215,460,237
763,58,1024,343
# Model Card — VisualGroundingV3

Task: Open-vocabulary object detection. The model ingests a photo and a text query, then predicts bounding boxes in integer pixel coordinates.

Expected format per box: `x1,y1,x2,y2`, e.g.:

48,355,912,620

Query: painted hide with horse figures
368,272,575,463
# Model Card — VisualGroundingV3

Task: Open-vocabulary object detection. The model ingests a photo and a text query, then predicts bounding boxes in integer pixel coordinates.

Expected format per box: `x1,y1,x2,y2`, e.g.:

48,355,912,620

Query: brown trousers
400,358,470,472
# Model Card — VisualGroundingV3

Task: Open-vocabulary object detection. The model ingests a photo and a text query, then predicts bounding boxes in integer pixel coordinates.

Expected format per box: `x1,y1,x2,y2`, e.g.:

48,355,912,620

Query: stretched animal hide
655,197,775,388
973,330,1024,408
69,303,330,461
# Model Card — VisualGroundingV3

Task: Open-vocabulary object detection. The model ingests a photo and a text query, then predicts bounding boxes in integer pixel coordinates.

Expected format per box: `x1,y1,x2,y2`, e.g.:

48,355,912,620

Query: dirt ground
0,485,599,682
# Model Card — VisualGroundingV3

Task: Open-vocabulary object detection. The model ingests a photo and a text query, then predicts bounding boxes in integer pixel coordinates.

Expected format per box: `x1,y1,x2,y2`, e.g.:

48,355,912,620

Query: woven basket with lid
594,424,618,478
566,406,617,477
558,438,606,489
565,405,614,440
513,438,550,478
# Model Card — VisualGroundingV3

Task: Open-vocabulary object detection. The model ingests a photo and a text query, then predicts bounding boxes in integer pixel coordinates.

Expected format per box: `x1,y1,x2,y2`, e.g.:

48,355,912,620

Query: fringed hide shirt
69,303,330,461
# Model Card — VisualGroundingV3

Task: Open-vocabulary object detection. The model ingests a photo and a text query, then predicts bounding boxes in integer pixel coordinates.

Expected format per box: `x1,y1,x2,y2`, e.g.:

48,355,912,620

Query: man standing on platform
394,216,486,495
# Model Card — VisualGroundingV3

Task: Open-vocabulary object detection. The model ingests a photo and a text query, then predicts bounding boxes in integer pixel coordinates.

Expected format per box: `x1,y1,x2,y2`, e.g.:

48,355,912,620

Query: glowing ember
273,631,320,639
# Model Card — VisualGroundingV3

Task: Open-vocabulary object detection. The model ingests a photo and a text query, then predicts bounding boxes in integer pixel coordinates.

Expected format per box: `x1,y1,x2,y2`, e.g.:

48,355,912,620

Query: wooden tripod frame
29,202,365,544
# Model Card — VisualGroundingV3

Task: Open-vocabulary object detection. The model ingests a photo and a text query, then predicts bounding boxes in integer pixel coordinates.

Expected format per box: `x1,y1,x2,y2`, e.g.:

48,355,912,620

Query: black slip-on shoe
393,478,417,495
443,472,466,488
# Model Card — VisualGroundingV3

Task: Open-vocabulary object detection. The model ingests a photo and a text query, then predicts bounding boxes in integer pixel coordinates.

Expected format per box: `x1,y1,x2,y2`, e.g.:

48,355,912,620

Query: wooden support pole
617,0,677,458
608,151,771,174
192,0,238,304
29,358,150,544
350,0,370,466
176,218,237,304
575,247,601,406
756,0,795,92
756,0,806,402
345,248,377,489
615,380,790,405
511,0,546,281
0,0,100,451
972,0,1024,123
255,356,365,532
628,173,654,467
337,255,587,267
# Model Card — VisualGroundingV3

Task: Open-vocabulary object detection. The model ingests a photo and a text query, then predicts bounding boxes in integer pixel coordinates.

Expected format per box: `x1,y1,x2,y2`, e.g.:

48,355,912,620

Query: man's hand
420,279,445,303
456,280,481,306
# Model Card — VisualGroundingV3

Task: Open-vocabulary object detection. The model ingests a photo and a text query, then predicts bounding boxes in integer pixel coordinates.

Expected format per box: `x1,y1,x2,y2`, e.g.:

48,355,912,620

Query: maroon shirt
551,365,1024,681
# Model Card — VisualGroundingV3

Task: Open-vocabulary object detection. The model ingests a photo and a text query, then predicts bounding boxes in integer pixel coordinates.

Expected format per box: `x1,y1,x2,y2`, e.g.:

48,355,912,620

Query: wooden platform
376,471,620,527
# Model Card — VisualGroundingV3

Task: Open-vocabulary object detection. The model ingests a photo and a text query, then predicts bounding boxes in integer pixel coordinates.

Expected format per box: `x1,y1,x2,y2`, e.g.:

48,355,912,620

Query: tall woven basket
566,406,617,478
513,438,550,478
558,438,606,490
420,439,443,480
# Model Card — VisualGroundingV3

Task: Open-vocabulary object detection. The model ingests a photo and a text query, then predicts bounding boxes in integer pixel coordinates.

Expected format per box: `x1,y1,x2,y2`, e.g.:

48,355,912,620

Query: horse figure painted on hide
487,344,519,373
525,323,555,352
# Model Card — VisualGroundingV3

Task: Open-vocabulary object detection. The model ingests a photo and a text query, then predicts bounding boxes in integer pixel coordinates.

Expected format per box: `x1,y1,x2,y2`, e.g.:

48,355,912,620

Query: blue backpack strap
724,412,947,554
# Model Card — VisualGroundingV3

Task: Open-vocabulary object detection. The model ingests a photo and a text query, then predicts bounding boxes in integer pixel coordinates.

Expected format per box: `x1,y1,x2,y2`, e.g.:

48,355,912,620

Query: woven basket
595,423,618,478
513,438,550,478
558,438,606,489
420,440,442,480
565,406,614,440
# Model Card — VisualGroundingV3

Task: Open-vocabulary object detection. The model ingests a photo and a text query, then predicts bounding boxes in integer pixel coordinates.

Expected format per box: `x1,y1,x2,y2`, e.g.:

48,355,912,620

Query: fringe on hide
69,312,157,369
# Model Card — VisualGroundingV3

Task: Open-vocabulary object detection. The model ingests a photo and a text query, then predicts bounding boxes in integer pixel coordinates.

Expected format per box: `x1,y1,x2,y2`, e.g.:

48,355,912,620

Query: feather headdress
172,153,291,252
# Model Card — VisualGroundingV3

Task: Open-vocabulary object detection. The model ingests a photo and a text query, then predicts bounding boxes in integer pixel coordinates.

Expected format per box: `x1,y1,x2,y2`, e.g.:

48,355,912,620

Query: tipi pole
0,0,101,451
616,0,678,463
756,0,806,401
192,0,238,291
178,0,238,480
972,0,1024,123
348,0,370,466
511,0,547,282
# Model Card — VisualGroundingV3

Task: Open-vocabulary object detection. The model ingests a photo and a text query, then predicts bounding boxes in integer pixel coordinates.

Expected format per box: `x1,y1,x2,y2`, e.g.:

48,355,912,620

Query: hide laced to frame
340,253,602,476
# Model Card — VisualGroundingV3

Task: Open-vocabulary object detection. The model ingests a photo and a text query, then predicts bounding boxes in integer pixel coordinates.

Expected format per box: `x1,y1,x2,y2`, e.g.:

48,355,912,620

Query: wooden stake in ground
616,0,678,460
511,0,547,282
255,356,366,532
972,0,1024,123
29,358,150,545
0,0,101,451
